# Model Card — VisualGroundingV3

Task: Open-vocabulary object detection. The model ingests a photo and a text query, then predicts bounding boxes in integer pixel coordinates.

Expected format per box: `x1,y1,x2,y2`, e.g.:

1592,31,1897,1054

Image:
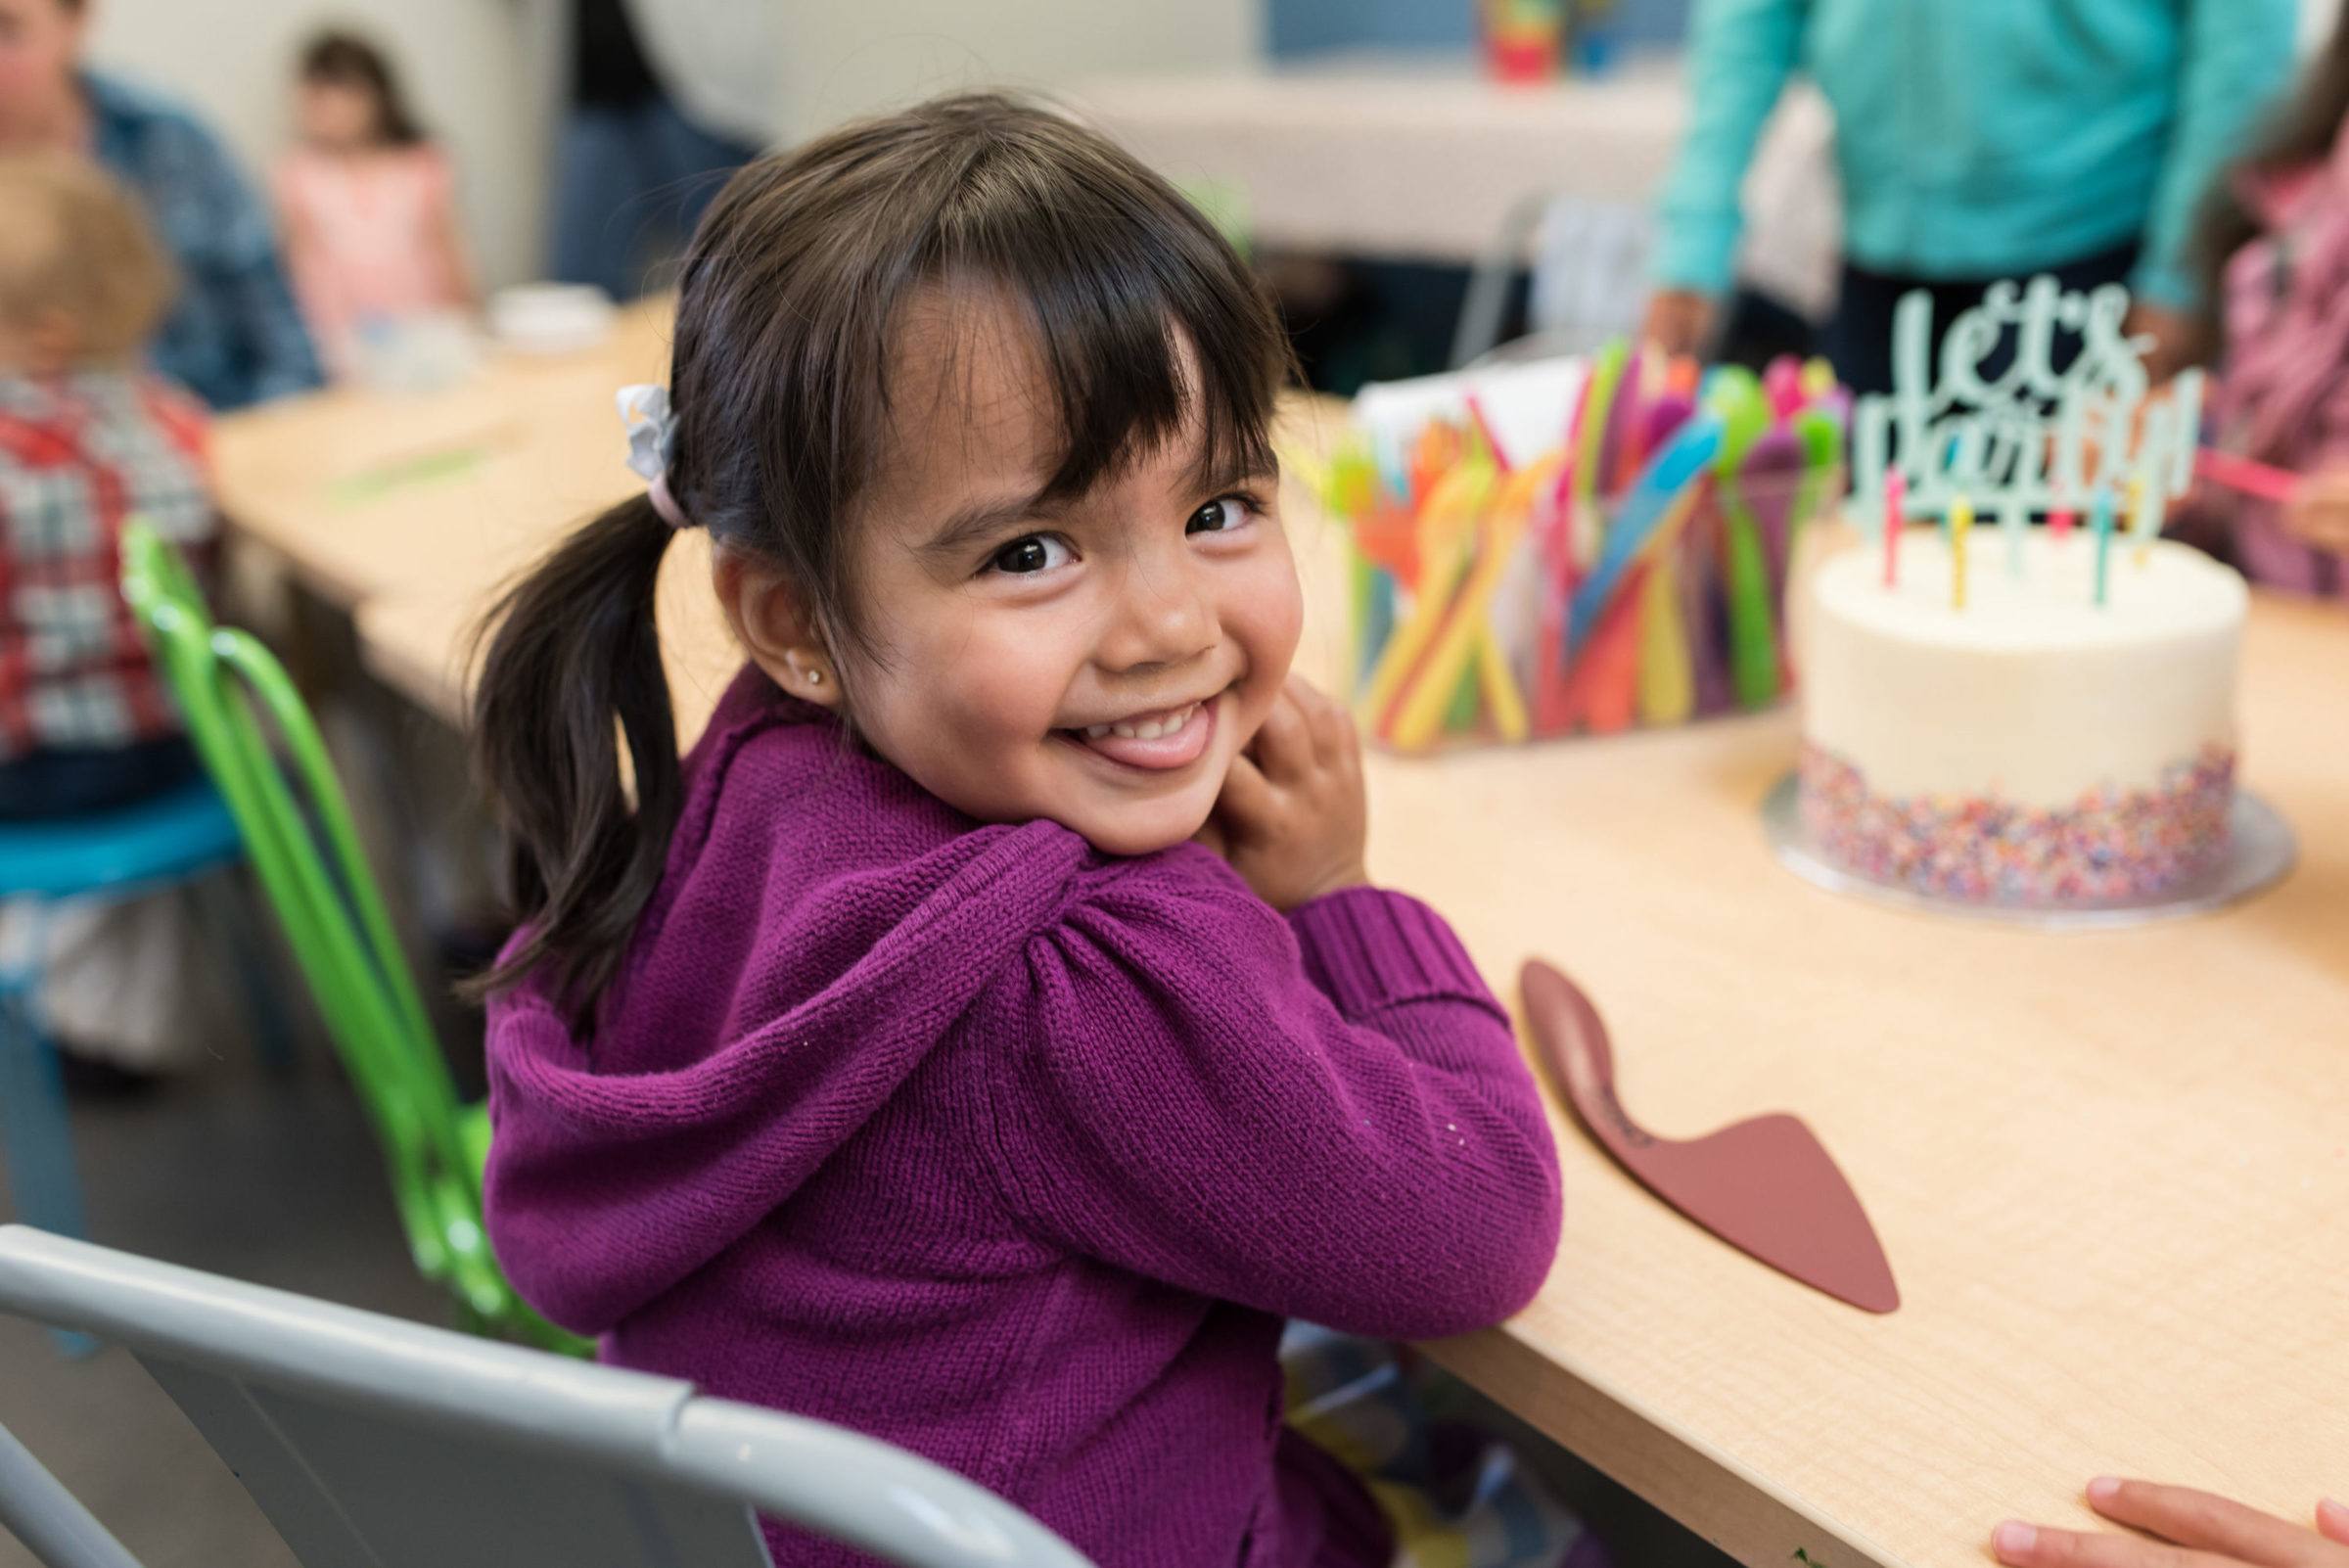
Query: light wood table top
211,299,675,608
1400,588,2348,1568
1073,51,1689,265
235,342,2349,1568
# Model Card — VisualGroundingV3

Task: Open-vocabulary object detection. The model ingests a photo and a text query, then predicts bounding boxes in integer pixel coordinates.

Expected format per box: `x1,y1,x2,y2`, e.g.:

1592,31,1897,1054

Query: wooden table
211,300,675,609
1072,51,1690,266
1398,591,2349,1568
219,337,2349,1568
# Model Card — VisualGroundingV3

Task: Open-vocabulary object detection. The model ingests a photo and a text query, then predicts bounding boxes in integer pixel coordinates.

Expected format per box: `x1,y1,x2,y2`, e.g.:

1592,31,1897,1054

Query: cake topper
1851,277,2205,523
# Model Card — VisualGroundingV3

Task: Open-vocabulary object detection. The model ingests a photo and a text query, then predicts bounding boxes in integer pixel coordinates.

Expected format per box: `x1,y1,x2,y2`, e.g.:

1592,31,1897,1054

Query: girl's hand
1994,1480,2349,1568
2280,468,2349,555
1201,675,1368,911
1640,288,1717,357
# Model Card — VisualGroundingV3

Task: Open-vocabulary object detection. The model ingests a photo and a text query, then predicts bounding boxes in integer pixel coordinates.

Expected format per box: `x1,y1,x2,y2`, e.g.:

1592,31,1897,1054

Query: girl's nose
1098,558,1217,675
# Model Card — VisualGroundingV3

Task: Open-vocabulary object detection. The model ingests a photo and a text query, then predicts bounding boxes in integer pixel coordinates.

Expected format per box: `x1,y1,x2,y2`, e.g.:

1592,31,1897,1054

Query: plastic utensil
1737,427,1805,597
1635,556,1694,725
1520,959,1900,1314
2193,447,2297,503
1708,378,1779,709
1567,413,1724,654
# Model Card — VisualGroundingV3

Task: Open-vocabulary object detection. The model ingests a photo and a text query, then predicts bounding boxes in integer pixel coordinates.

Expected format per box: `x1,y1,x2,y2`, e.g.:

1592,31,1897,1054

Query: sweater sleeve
976,853,1563,1340
1652,0,1807,296
2131,0,2297,312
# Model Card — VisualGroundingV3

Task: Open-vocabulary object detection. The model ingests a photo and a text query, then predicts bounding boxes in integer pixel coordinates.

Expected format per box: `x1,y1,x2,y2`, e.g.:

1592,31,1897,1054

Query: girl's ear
714,543,843,710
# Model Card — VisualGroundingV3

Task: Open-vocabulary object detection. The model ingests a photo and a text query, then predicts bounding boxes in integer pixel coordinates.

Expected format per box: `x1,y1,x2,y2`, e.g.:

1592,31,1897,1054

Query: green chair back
119,524,585,1356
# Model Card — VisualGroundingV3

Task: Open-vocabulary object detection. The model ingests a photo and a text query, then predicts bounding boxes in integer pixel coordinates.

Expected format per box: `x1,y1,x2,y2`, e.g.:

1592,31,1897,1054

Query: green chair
118,523,587,1357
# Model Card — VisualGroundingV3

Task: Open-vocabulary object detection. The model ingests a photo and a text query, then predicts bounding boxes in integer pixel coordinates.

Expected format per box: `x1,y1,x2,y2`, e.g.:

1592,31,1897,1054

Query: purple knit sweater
483,669,1564,1567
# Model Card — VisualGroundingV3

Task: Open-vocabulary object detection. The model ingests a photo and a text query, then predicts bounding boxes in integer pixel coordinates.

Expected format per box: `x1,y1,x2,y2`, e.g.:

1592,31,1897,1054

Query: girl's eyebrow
919,485,1063,560
917,452,1282,560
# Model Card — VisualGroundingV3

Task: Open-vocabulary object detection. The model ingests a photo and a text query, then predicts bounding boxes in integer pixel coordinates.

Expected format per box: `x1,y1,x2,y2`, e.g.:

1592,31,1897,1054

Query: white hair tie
617,383,691,529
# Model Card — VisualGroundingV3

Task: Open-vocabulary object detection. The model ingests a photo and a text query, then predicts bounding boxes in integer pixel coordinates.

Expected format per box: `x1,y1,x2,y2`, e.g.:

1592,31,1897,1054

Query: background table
216,320,2349,1568
211,300,674,609
1073,52,1690,266
1071,54,1840,321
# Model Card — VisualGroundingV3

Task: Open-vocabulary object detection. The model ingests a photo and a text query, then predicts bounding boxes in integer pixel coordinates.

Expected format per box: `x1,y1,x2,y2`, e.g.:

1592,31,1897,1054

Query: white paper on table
1349,356,1590,473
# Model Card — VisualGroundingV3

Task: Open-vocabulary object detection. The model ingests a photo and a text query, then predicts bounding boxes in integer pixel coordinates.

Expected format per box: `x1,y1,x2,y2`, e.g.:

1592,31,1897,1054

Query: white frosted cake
1800,530,2247,904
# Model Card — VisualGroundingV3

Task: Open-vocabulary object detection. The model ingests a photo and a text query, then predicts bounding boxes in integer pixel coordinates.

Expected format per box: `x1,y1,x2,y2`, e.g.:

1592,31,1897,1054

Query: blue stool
0,776,292,1248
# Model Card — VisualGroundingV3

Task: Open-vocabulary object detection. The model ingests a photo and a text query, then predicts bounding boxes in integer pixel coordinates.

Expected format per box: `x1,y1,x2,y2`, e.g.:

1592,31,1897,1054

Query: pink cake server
1520,960,1900,1314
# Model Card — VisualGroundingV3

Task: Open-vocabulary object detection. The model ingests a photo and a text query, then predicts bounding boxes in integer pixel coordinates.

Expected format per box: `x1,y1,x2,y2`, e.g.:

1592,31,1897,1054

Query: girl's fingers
1250,685,1314,781
2090,1480,2336,1567
1215,753,1279,830
2316,1501,2349,1548
1992,1521,2238,1568
1290,675,1353,767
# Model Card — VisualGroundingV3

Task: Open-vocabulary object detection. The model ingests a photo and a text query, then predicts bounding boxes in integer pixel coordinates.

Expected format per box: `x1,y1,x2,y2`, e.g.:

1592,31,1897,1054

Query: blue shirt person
86,70,322,410
1642,0,2298,392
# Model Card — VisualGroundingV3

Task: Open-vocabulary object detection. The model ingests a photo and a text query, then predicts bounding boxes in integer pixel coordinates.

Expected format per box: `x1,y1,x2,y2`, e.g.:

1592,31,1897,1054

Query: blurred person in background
0,155,223,1091
547,0,777,300
2187,4,2349,595
275,29,476,381
0,0,320,408
1642,0,2297,392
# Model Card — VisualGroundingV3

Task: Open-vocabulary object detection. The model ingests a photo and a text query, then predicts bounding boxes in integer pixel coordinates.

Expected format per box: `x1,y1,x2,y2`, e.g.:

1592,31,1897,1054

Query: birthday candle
2128,475,2166,565
1884,468,1905,588
2091,486,2115,607
2049,507,2077,544
1950,495,1973,611
2002,497,2026,579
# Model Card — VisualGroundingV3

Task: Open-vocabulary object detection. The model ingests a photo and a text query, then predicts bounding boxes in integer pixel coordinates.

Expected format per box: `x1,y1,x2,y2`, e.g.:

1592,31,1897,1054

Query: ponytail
471,491,680,1006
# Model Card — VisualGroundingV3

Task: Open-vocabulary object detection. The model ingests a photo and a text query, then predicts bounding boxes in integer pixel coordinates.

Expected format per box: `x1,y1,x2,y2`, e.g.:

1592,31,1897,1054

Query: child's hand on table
2281,467,2349,555
1994,1479,2349,1568
1199,675,1368,912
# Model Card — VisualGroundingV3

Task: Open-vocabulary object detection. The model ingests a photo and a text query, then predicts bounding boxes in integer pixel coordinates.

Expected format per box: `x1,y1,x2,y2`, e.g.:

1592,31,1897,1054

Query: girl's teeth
1081,703,1195,744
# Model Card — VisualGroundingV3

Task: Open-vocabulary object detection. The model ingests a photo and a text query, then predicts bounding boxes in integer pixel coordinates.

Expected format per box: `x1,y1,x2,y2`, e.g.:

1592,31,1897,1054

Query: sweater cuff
2128,258,2201,315
1288,886,1503,1022
1651,210,1740,298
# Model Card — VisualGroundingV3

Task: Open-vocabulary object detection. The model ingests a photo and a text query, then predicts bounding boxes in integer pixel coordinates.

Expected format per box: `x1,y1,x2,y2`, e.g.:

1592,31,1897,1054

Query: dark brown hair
298,29,425,147
2194,21,2349,325
471,93,1289,1007
0,154,174,359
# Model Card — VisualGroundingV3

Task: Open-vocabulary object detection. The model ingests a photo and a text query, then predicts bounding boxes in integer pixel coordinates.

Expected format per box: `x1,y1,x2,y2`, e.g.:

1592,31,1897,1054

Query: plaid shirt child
0,368,214,761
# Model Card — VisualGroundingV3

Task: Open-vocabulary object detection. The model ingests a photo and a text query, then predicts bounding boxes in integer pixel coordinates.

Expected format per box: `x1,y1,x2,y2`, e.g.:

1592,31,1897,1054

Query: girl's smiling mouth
1059,694,1221,771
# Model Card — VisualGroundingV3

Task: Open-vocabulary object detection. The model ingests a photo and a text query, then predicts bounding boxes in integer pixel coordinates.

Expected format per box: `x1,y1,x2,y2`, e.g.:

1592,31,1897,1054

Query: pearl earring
805,668,824,687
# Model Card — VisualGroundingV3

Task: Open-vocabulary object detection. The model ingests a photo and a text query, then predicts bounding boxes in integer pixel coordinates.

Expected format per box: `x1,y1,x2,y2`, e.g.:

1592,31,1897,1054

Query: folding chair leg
0,969,98,1355
0,1419,145,1568
0,976,87,1243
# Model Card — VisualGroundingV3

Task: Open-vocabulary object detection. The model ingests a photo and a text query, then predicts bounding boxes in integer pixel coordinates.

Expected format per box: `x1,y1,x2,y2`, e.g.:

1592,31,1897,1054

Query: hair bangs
936,122,1283,505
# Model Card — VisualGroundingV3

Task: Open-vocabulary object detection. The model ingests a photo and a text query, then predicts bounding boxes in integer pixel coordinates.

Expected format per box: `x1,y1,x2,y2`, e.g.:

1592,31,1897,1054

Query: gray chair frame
0,1225,1095,1568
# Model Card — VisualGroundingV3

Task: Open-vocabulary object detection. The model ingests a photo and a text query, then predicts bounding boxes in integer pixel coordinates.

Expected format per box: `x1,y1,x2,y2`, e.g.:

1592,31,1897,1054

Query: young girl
2195,15,2349,598
473,95,1564,1566
273,30,474,381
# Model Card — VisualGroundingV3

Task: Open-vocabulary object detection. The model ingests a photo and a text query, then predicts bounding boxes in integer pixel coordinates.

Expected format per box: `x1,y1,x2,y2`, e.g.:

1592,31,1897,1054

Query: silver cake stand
1761,773,2297,930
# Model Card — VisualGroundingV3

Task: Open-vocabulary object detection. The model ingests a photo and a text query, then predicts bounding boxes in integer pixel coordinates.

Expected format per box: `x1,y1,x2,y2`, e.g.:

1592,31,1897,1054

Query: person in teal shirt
1641,0,2298,392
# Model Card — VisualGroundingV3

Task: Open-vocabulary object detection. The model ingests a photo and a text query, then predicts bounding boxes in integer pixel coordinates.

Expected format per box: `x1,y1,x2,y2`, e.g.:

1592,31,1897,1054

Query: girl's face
296,78,380,151
836,288,1302,856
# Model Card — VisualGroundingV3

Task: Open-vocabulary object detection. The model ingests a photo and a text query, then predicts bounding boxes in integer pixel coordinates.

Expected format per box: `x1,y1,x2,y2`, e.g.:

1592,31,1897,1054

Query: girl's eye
989,534,1071,576
1186,495,1256,536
